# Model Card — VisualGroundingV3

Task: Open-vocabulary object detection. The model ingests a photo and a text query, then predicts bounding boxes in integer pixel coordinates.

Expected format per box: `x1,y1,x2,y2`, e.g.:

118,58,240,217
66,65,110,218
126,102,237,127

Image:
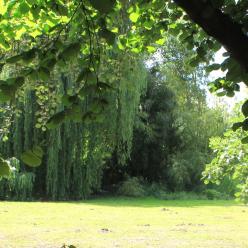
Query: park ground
0,197,248,248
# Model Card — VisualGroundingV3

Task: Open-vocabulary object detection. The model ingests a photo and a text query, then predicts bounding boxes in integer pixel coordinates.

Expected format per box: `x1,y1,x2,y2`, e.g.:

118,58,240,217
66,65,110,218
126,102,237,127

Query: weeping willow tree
0,52,147,200
0,0,147,200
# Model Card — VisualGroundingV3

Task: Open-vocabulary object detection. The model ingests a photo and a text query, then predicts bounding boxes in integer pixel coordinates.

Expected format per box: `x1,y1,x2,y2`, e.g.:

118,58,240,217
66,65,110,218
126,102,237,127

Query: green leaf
89,0,115,14
242,118,248,131
233,83,240,92
30,6,40,19
232,122,243,131
91,98,105,113
155,38,166,45
37,67,50,81
35,123,42,128
76,68,89,83
6,54,23,63
206,63,221,72
78,84,98,97
6,77,25,88
100,29,115,45
146,46,156,53
0,84,16,103
32,146,44,158
22,48,37,63
82,111,95,124
216,91,226,97
97,81,113,90
21,145,43,167
65,105,83,122
15,77,25,87
189,56,200,67
42,58,57,70
242,100,248,117
143,20,153,30
241,136,248,144
196,46,206,59
46,111,66,129
0,1,7,15
19,2,30,14
0,158,10,177
21,150,41,167
0,36,10,49
61,95,78,107
59,43,81,60
226,90,234,97
129,12,140,23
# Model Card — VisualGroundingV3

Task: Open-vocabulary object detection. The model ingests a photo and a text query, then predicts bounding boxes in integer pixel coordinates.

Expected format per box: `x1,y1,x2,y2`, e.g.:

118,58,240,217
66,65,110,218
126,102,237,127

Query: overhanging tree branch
174,0,248,72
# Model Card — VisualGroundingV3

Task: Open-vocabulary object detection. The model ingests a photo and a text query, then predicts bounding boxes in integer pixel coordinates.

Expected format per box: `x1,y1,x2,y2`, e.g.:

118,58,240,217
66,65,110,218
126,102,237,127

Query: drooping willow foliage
0,158,35,200
0,53,147,200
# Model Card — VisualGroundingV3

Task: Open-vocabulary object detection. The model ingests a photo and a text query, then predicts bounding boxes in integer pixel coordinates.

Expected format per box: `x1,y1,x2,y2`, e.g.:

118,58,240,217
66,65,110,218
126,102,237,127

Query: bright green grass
0,197,248,248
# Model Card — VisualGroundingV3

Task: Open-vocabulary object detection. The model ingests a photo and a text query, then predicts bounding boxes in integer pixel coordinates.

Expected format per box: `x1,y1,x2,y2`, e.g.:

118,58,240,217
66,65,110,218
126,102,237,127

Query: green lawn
0,198,248,248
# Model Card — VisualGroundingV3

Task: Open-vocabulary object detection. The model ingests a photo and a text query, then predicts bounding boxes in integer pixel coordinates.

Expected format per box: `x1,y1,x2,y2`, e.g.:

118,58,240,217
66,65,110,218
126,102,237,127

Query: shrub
144,182,167,198
203,189,230,200
159,191,208,200
117,177,145,197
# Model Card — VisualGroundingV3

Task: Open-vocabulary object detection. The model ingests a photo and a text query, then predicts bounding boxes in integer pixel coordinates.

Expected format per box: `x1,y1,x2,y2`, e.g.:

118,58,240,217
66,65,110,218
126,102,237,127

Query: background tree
103,38,228,194
160,38,227,191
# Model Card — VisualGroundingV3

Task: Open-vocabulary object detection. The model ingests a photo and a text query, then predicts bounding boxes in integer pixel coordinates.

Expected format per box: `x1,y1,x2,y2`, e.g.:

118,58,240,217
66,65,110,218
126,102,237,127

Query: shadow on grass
63,197,241,208
3,197,243,208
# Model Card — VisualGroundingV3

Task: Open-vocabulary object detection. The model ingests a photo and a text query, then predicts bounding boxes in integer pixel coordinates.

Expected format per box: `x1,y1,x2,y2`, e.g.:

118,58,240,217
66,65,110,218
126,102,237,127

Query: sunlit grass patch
0,197,247,248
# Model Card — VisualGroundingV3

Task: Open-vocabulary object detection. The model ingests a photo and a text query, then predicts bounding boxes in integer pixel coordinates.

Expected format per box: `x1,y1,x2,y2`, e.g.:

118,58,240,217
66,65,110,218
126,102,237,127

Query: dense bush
143,182,168,198
158,190,232,200
158,191,207,200
117,177,145,197
116,177,232,200
203,189,231,200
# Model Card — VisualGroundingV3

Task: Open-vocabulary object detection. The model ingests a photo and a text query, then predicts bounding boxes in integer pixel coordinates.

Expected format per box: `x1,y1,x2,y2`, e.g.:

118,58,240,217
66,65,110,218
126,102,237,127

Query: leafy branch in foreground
203,127,248,203
0,0,247,170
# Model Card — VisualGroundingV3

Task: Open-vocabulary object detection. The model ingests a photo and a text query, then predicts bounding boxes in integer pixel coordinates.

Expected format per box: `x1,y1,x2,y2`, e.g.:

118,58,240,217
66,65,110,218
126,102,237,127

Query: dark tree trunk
174,0,248,72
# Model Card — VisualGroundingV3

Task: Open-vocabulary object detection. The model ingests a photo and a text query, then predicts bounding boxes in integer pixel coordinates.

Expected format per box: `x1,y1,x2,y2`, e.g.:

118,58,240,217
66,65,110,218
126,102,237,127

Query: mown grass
0,197,247,248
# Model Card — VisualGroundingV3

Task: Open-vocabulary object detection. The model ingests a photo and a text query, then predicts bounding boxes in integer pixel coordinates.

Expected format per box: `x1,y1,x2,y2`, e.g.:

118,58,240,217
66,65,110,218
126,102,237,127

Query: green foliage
0,157,11,177
117,177,145,197
159,191,208,201
161,38,228,191
102,38,228,196
125,69,178,183
0,0,244,201
9,172,35,201
203,113,248,202
203,189,229,200
116,179,230,201
21,146,44,167
122,38,227,193
0,158,35,200
207,176,237,199
0,51,147,200
0,0,245,115
89,0,115,14
143,182,168,198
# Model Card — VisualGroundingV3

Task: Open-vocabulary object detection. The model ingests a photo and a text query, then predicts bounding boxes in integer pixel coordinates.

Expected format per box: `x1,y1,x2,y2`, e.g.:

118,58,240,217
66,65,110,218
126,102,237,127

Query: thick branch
174,0,248,71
